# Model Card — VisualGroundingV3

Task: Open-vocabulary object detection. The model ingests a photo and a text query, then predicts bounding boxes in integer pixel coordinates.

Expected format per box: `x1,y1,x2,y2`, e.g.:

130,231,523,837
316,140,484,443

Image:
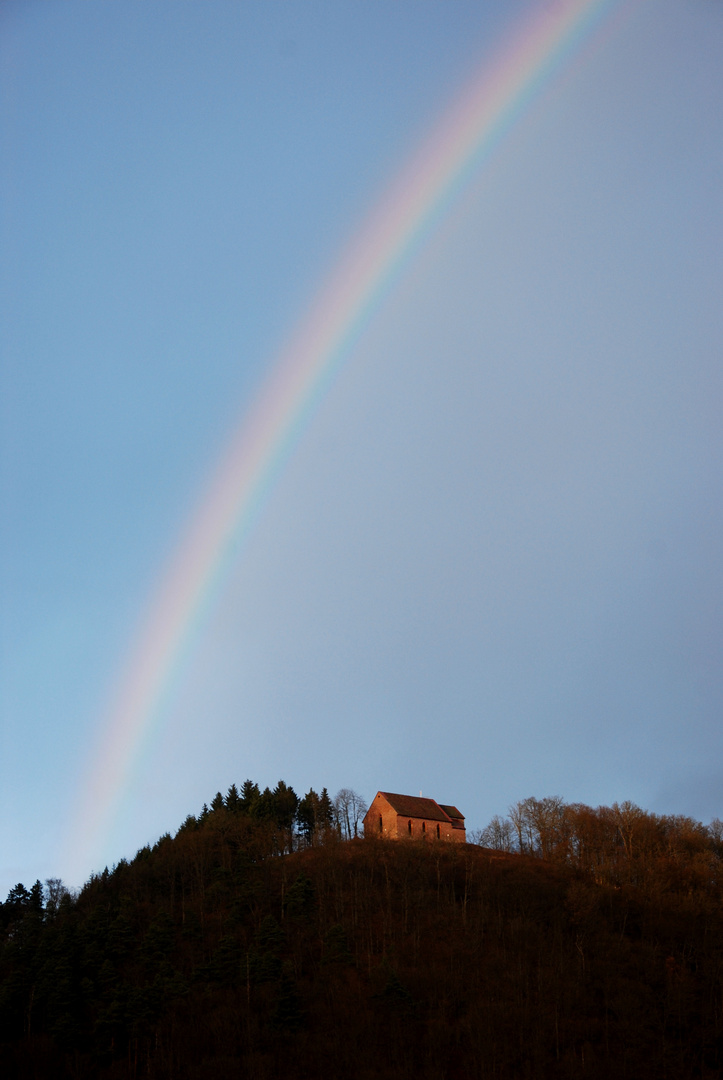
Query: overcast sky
2,0,722,894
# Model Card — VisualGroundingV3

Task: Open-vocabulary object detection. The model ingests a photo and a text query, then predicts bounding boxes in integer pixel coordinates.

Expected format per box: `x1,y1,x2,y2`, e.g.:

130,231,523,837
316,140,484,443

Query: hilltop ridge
2,787,723,1078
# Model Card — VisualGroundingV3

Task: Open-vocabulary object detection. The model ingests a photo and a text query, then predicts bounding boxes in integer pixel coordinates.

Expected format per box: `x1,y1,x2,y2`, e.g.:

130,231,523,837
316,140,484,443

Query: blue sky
2,0,722,893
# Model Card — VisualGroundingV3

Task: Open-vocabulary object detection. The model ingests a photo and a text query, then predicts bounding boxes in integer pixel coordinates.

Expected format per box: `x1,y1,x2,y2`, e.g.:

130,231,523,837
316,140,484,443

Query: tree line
2,785,723,1077
179,780,367,849
476,795,723,891
1,780,367,933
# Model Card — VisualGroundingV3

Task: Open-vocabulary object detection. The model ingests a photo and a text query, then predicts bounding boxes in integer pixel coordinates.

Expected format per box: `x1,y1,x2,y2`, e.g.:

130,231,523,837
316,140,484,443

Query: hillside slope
2,813,723,1078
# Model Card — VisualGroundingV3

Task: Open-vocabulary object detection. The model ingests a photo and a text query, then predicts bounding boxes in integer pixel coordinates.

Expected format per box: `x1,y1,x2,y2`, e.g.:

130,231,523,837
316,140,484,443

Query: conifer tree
272,781,299,831
225,783,240,813
318,788,335,838
255,786,275,820
296,789,318,844
240,779,260,814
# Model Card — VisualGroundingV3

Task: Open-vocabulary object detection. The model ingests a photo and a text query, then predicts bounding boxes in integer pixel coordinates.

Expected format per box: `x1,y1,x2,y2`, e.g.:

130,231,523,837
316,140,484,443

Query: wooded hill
2,786,723,1079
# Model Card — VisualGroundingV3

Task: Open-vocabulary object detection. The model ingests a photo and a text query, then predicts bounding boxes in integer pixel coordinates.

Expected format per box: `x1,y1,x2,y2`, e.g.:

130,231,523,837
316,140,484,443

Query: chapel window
408,819,412,835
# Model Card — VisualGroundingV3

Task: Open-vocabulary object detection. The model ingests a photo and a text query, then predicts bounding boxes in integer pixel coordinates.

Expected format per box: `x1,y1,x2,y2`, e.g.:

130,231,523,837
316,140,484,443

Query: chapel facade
364,791,466,842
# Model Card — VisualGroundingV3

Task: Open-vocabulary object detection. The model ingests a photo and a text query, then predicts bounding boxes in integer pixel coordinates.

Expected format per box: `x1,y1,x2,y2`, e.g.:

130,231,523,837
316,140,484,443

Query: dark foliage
2,788,723,1078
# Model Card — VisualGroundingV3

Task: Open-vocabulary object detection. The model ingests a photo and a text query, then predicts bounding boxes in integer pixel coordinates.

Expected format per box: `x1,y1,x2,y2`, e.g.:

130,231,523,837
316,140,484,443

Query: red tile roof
438,804,465,822
378,792,460,824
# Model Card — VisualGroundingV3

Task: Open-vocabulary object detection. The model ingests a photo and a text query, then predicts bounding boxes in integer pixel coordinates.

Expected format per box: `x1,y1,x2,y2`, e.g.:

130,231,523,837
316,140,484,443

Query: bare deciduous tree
334,788,368,840
476,815,515,851
44,878,70,916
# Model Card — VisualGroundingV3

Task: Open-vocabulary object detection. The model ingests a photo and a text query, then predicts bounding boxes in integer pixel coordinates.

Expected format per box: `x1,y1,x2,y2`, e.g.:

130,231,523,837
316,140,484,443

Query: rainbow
69,0,621,876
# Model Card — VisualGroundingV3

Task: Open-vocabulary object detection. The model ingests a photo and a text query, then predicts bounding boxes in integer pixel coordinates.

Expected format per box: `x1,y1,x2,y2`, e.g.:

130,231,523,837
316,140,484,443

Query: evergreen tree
177,813,198,834
272,780,299,831
296,789,318,845
28,880,44,915
1,883,31,930
225,783,240,813
297,788,335,845
255,786,276,821
318,788,335,838
240,779,260,815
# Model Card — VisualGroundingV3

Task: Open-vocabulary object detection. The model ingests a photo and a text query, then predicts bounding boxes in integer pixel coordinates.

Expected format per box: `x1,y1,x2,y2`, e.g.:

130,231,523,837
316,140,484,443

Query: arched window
422,821,426,834
436,824,441,839
379,814,383,833
408,819,412,835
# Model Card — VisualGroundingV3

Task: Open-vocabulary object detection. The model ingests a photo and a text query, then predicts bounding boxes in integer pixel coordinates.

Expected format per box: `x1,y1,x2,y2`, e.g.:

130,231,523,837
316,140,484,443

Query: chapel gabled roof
438,804,465,822
378,792,452,823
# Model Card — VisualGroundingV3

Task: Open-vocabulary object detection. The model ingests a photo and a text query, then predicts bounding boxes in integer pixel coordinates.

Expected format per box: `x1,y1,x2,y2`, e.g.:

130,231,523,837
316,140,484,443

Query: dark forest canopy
2,784,723,1079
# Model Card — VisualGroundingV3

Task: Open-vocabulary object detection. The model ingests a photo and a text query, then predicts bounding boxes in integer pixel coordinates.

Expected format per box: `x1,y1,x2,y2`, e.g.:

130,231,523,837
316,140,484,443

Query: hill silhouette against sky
2,782,723,1078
